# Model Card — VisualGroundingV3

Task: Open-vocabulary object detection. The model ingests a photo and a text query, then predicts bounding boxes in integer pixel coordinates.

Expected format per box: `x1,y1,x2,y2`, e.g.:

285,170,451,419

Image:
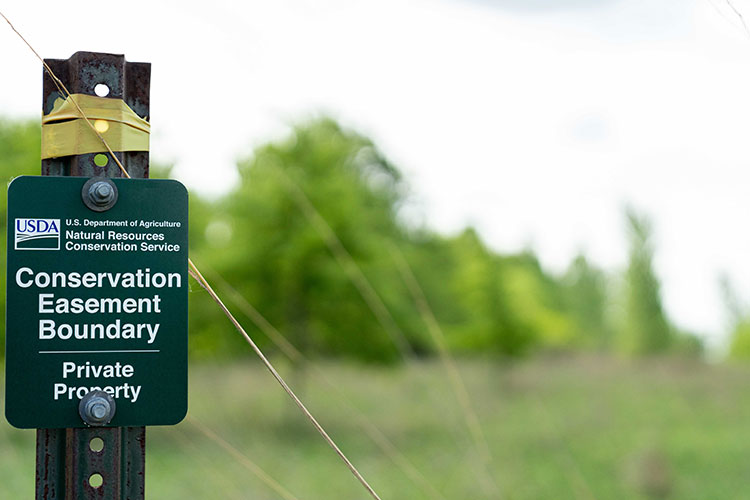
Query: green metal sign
5,176,188,429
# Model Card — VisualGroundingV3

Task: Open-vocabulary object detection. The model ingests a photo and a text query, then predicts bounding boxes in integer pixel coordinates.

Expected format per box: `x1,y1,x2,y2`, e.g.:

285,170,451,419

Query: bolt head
91,402,107,420
95,183,112,200
79,390,116,426
89,181,114,205
82,177,118,212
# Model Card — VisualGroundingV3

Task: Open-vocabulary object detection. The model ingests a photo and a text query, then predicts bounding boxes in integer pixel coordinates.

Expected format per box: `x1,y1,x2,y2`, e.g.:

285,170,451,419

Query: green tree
204,118,417,362
621,208,672,355
503,250,578,351
728,321,750,359
443,229,534,356
563,254,612,349
719,274,750,360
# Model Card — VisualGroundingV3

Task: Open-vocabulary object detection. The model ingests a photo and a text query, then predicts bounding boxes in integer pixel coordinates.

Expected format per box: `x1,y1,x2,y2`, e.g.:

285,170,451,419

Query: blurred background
2,0,750,498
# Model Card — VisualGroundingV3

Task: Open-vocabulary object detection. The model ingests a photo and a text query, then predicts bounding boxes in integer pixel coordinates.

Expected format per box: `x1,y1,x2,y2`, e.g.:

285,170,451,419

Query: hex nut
79,390,116,426
82,177,118,212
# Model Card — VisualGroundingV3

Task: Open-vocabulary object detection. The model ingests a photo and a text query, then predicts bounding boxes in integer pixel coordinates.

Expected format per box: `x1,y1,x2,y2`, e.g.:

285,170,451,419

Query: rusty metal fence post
36,51,149,500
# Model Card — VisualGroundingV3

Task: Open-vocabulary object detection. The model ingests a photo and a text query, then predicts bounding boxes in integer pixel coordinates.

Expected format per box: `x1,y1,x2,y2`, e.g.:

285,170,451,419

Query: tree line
0,117,736,362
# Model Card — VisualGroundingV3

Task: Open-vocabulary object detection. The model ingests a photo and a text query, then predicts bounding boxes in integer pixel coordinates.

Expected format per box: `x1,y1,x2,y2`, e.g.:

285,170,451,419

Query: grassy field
1,356,750,499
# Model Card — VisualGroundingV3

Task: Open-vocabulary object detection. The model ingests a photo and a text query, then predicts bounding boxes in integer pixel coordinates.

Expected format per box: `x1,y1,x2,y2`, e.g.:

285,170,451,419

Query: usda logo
14,218,61,250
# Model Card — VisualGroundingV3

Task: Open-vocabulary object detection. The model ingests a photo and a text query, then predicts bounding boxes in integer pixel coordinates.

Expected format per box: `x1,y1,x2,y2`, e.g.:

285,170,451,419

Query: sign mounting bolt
82,177,118,212
79,391,116,426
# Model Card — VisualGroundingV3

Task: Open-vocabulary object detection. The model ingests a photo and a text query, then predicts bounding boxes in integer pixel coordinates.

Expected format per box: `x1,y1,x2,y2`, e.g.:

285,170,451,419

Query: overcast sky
2,0,750,349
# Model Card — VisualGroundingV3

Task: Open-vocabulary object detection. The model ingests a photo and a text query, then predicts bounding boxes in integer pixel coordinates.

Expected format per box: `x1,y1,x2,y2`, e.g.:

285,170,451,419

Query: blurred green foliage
619,209,704,357
563,254,611,350
620,209,673,355
0,120,43,358
0,117,704,361
719,274,750,360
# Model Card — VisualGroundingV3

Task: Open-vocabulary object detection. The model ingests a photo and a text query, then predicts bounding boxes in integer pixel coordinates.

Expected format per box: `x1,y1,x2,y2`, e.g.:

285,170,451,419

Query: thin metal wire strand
195,260,448,500
390,245,490,458
188,263,383,500
725,0,750,37
389,244,501,497
163,425,248,500
274,166,415,359
529,394,597,500
1,13,382,500
272,166,500,496
0,11,131,179
185,417,302,500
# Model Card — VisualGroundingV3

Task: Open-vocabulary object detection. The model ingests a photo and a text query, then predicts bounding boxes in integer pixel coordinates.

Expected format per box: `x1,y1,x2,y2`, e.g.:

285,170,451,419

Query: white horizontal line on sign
38,350,161,354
